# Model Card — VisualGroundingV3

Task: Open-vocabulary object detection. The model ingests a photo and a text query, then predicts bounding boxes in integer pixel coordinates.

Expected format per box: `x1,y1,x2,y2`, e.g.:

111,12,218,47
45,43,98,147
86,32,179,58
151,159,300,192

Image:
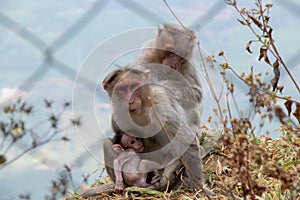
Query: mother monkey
102,24,213,195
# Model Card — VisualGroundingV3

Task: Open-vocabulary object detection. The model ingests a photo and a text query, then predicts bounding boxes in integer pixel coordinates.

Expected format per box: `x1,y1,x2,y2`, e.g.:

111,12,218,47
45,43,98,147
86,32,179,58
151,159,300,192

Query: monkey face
162,51,182,70
156,26,194,70
103,68,152,132
128,87,142,112
114,80,142,112
121,133,144,153
110,69,150,114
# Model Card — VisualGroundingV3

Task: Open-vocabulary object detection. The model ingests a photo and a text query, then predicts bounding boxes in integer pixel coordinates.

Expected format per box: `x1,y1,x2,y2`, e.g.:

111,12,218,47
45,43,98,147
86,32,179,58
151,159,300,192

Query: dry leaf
268,27,273,37
265,16,270,23
258,47,265,61
237,19,247,25
292,103,300,123
248,15,262,28
277,85,284,93
246,40,253,54
264,50,271,65
239,7,246,14
271,59,280,91
225,0,236,6
266,3,273,8
258,47,271,65
284,100,293,116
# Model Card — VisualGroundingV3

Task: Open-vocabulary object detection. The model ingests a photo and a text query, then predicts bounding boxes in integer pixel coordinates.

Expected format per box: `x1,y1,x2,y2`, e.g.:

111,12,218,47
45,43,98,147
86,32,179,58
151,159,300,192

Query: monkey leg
182,143,215,196
156,159,182,191
139,159,163,172
183,143,204,184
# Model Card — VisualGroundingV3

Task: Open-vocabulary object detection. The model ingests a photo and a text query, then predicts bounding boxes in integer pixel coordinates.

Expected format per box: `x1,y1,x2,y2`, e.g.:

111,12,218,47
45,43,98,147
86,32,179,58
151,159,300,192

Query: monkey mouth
137,146,144,152
129,107,140,114
129,108,137,113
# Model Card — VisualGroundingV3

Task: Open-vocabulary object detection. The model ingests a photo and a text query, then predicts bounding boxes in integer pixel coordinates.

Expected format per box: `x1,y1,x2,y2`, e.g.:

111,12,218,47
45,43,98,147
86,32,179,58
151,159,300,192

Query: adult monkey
103,68,171,189
133,23,202,140
102,67,214,195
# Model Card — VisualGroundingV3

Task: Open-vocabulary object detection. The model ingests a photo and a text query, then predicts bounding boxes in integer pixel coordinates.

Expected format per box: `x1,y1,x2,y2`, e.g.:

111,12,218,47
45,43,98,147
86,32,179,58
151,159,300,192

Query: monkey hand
112,144,124,152
114,180,125,194
151,170,162,186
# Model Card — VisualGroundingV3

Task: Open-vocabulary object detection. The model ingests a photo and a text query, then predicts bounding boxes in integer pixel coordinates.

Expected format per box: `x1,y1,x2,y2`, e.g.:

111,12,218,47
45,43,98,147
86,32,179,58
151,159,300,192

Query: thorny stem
197,40,224,121
0,135,7,152
0,125,71,170
2,140,14,155
162,0,193,36
245,138,255,200
231,91,242,119
66,168,77,192
0,139,54,170
257,0,300,93
30,118,50,130
218,60,299,126
258,1,300,94
232,1,300,93
226,63,298,104
0,145,33,170
226,93,236,136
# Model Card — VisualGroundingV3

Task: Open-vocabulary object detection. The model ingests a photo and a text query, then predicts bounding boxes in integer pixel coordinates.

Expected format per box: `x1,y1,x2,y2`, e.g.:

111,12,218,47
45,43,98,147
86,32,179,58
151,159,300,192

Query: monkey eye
117,86,127,93
168,51,177,57
165,49,177,57
130,83,139,91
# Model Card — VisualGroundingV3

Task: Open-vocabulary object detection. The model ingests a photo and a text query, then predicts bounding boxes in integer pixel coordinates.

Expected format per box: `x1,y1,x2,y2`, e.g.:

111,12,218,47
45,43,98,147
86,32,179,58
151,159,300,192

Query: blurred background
0,0,299,199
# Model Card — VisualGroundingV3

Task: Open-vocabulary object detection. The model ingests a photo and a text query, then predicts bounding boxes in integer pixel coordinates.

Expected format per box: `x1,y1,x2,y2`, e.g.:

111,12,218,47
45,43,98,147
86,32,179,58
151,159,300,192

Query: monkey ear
102,78,110,91
102,82,108,91
102,69,122,91
157,25,163,35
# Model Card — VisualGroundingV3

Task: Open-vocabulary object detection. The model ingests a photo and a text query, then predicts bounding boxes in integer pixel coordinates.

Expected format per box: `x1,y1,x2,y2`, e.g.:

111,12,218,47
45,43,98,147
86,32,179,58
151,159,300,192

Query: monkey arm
112,144,124,152
162,80,202,106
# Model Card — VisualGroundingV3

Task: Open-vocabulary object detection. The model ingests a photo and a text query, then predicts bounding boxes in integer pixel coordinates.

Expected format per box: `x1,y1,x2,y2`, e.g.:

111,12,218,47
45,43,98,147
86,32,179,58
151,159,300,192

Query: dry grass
73,129,299,200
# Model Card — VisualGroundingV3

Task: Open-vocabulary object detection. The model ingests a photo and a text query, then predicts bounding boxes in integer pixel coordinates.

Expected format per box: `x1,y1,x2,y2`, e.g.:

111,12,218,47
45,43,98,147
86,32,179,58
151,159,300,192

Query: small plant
0,98,80,169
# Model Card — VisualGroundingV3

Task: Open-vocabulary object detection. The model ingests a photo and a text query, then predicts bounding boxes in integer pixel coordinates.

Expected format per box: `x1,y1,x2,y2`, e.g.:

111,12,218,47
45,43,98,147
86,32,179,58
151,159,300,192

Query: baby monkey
112,133,163,194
